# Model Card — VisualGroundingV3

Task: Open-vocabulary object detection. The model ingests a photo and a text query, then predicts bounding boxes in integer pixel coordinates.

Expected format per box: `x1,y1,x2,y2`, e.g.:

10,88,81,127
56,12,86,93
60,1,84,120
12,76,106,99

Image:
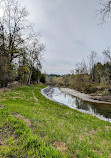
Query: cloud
19,0,111,74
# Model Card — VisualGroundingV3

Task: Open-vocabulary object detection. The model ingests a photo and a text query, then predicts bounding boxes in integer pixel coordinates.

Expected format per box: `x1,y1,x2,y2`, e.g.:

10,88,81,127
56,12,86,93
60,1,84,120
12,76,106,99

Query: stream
42,87,111,122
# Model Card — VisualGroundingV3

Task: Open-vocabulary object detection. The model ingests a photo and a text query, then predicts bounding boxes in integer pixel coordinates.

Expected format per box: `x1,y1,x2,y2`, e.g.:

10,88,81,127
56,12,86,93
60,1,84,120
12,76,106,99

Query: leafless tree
88,51,97,82
99,0,111,22
103,48,111,62
27,36,45,84
75,60,88,75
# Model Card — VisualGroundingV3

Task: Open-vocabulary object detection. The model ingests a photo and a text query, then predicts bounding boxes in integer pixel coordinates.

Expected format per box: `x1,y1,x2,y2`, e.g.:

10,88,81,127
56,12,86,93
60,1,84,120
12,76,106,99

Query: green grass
0,84,111,158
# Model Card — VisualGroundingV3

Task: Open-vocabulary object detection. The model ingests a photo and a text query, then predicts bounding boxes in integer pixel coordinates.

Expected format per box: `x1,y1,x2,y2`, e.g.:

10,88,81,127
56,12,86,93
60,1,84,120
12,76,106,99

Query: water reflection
43,87,111,122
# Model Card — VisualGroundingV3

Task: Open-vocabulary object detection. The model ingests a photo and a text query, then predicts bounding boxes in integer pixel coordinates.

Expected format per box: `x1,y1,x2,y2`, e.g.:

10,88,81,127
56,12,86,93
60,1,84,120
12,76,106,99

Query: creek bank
42,86,111,122
60,88,111,105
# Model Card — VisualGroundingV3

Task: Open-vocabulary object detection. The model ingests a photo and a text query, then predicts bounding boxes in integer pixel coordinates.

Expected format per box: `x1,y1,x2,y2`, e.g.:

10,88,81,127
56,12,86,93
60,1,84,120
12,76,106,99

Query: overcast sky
20,0,111,74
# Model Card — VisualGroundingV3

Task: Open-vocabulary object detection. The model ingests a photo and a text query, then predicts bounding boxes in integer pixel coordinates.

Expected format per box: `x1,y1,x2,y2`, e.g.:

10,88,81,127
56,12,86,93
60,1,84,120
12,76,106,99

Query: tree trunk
28,66,32,85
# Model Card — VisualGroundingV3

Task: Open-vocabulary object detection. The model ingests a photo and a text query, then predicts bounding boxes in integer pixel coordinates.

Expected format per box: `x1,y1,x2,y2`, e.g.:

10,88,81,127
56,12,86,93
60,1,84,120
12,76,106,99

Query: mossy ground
0,84,111,158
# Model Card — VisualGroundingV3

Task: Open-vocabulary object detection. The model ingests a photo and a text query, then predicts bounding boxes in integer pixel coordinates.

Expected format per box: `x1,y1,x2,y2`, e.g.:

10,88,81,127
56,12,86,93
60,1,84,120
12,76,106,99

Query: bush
82,85,97,94
40,74,46,84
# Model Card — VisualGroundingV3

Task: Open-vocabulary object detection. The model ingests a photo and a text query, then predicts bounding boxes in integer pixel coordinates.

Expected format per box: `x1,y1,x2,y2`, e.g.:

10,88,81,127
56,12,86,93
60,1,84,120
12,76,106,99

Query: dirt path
32,89,38,104
60,88,111,105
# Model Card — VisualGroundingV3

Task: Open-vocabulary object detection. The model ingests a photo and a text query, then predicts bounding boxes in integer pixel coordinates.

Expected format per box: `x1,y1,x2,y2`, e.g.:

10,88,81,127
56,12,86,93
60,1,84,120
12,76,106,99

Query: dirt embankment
0,88,10,93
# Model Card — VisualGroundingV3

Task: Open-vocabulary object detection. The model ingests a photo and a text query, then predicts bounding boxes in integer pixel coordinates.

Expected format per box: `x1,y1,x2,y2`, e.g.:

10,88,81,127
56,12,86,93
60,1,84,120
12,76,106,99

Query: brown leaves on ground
0,88,10,93
105,126,111,131
12,113,31,127
53,142,67,151
85,129,96,136
78,128,102,142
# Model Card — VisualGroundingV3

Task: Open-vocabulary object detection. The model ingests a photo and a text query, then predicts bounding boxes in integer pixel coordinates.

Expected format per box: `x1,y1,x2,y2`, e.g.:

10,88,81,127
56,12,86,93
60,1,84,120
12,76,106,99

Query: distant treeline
48,74,62,77
46,51,111,96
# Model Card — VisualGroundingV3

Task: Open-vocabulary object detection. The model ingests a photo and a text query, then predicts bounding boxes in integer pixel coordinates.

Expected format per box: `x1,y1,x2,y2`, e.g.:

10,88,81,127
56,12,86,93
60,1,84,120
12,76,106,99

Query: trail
32,89,38,104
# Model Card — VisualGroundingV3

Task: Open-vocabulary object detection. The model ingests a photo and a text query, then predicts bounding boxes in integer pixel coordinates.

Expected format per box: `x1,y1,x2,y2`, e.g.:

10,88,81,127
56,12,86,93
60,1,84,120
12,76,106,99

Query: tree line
47,50,111,96
0,0,45,87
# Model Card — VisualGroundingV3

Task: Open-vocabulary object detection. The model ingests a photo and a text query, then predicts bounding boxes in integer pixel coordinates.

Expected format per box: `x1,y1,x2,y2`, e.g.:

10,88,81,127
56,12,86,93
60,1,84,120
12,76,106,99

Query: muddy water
42,87,111,122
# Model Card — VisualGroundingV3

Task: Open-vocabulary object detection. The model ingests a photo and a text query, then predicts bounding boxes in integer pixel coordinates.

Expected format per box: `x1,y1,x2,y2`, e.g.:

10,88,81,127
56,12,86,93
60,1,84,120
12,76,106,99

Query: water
42,87,111,122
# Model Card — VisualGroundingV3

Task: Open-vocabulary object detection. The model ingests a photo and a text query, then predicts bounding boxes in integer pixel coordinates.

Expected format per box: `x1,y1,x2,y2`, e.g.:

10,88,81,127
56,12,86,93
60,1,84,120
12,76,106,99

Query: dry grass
53,142,67,151
12,113,31,127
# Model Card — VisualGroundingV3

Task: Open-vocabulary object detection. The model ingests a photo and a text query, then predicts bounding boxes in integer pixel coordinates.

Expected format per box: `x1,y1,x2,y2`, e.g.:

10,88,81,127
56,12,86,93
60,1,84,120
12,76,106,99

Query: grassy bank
0,84,111,158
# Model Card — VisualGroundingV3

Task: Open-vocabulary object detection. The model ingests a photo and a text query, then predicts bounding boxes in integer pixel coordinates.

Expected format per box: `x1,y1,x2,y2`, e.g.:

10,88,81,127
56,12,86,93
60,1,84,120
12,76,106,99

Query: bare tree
99,0,111,22
27,36,45,84
103,48,111,62
88,51,97,83
75,60,88,75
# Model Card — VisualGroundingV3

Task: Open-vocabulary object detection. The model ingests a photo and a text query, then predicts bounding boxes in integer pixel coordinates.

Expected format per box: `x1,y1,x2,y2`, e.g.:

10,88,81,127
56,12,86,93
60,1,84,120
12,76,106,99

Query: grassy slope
0,84,111,158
